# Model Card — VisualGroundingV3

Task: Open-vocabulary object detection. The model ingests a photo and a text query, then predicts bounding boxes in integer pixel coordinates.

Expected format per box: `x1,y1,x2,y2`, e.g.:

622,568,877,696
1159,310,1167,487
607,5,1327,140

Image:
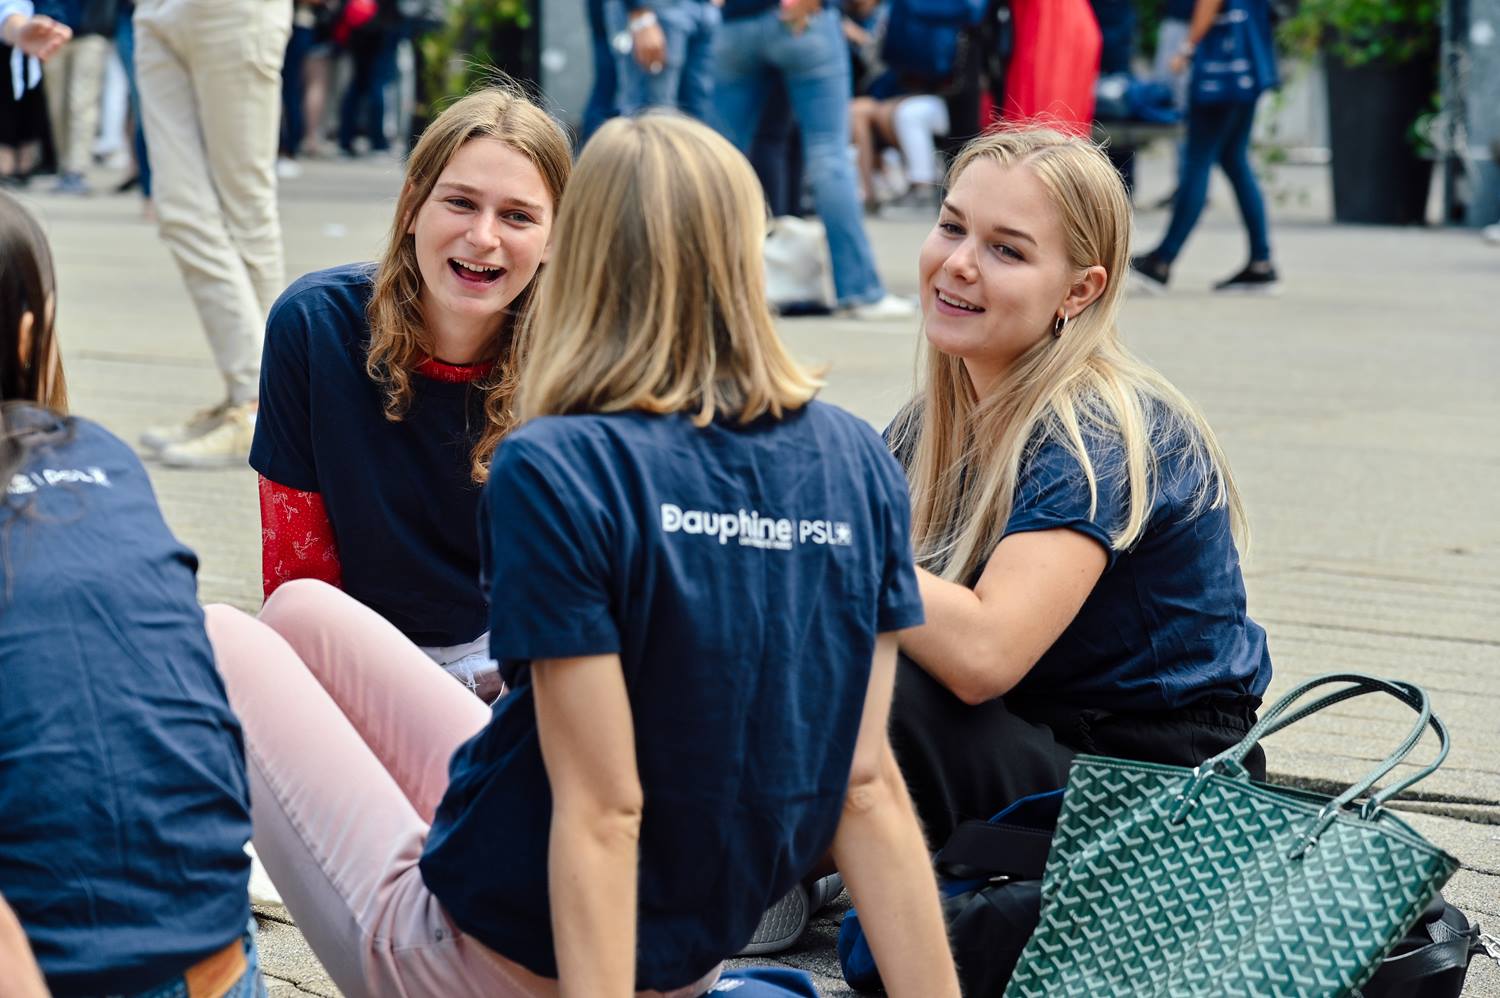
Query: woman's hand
535,653,643,998
900,528,1106,705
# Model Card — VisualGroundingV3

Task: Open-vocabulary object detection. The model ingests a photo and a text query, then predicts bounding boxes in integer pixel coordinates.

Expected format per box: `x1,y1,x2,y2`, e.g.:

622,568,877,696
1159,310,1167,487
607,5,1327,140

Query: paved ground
21,144,1500,995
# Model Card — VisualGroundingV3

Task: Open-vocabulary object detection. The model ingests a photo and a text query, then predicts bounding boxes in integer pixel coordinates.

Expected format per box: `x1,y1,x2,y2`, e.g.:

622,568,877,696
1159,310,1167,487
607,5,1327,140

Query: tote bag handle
1170,674,1450,856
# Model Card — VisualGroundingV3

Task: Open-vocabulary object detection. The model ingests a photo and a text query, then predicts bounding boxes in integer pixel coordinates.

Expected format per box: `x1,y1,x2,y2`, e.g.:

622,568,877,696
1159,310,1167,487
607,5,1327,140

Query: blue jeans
713,8,885,306
1154,99,1272,265
116,6,152,197
581,27,618,144
605,0,718,120
280,24,315,157
93,921,265,998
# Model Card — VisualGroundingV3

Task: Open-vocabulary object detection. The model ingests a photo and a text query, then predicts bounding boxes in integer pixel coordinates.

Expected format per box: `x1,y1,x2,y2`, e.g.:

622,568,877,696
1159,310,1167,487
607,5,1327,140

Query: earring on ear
1052,311,1068,339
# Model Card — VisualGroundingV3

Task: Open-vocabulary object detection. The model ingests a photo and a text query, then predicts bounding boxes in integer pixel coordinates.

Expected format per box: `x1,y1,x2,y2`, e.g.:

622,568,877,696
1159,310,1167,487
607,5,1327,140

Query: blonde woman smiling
887,127,1273,847
207,114,959,997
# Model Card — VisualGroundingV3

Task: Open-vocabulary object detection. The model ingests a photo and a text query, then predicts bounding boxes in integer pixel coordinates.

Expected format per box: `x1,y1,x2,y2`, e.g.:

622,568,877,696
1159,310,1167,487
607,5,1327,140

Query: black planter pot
1324,54,1436,225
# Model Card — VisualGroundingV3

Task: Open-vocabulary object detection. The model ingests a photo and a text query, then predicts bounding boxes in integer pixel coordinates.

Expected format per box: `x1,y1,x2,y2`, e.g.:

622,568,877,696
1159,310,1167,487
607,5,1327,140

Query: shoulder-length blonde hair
366,83,571,482
894,126,1248,584
515,114,821,424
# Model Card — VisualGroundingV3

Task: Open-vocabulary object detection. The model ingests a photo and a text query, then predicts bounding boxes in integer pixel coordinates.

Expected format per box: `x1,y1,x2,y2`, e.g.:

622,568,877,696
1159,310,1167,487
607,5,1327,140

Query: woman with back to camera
886,127,1273,848
251,83,570,701
0,191,261,996
204,114,960,997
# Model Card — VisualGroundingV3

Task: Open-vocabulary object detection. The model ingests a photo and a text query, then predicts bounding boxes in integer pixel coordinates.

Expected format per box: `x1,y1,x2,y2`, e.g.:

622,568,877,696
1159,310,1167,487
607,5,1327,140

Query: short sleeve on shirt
481,435,620,668
872,443,925,632
1003,436,1124,567
250,291,319,491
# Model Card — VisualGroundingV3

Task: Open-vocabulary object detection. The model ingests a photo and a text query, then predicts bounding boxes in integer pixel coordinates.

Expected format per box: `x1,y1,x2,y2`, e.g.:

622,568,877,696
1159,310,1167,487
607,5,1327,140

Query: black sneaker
1213,263,1280,295
1130,254,1171,295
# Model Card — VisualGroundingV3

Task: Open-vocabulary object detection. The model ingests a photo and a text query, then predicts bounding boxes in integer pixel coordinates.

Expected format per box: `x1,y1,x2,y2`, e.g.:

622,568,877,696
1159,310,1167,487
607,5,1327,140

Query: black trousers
888,654,1266,850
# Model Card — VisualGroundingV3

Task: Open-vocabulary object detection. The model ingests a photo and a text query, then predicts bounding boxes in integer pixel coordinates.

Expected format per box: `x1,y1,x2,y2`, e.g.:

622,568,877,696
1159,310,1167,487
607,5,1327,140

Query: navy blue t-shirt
421,403,924,990
250,264,489,647
0,409,252,997
893,411,1271,711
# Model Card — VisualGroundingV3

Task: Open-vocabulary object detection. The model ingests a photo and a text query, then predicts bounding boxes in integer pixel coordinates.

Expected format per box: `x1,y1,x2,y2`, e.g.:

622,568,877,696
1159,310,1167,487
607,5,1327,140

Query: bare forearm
899,567,1022,704
1188,0,1225,44
831,751,959,998
548,815,640,998
0,895,47,998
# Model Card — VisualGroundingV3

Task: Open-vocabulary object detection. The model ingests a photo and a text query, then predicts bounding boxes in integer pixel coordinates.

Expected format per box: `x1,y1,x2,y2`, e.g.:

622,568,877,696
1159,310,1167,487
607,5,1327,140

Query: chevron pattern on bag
1004,756,1458,998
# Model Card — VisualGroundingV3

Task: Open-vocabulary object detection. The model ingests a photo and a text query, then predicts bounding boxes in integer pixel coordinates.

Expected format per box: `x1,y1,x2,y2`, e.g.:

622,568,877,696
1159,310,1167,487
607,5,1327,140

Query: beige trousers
133,0,291,404
42,33,109,177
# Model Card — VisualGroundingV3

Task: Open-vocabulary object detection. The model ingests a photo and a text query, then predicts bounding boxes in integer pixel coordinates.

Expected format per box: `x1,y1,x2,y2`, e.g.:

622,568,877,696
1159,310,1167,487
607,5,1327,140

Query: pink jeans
206,579,719,998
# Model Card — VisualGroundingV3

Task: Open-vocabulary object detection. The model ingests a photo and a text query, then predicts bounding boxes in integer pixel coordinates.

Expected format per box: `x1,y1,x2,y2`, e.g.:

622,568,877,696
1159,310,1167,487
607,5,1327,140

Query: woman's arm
899,528,1107,705
0,892,48,998
830,633,960,998
258,475,342,599
534,652,643,998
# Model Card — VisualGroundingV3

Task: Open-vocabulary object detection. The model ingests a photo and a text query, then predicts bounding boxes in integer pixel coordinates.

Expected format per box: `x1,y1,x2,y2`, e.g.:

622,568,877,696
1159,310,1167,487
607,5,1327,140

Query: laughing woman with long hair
251,84,570,700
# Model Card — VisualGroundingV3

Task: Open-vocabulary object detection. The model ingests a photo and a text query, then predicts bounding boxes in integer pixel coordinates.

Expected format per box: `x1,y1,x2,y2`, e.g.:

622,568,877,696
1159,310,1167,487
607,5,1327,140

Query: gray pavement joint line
1281,564,1500,594
73,349,219,369
1255,617,1500,648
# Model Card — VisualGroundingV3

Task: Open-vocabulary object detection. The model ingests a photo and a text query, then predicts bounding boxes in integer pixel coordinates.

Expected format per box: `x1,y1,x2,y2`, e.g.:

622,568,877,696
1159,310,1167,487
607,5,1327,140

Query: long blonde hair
517,114,821,424
365,83,571,482
894,127,1248,584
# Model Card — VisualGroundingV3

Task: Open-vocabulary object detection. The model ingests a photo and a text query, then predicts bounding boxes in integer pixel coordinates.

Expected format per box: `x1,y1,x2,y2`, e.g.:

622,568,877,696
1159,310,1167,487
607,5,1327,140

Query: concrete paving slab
21,143,1500,995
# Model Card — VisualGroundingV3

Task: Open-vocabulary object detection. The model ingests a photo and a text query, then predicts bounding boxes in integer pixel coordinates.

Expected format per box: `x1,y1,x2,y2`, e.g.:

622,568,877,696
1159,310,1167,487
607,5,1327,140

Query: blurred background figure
604,0,718,118
1132,0,1281,294
109,0,153,212
711,0,913,319
0,0,71,186
36,0,116,193
579,0,618,142
134,0,292,466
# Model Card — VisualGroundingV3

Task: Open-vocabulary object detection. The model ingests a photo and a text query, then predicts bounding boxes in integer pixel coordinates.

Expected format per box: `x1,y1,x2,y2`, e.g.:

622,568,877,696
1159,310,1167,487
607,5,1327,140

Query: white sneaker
140,401,234,454
845,294,917,321
276,157,303,180
158,402,256,469
1483,223,1500,246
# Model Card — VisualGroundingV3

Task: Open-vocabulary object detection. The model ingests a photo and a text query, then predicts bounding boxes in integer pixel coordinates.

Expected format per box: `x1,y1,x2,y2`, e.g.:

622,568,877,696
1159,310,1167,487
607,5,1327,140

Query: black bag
838,790,1490,997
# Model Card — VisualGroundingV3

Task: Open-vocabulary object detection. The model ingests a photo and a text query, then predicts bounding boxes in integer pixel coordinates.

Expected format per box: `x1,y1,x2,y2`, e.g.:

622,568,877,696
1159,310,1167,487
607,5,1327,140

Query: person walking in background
580,0,617,142
335,0,397,156
712,0,914,319
1132,0,1280,294
605,0,718,118
111,0,152,211
36,0,116,194
278,0,323,175
133,0,291,466
0,0,71,186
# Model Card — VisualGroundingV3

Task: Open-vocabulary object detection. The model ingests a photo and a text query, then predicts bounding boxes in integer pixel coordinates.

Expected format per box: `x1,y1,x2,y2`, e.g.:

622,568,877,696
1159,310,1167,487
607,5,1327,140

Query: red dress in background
1001,0,1102,133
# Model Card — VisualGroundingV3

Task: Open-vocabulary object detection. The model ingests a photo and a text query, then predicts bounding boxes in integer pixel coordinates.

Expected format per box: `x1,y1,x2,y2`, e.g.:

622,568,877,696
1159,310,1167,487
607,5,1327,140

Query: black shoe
115,173,140,194
1130,253,1171,295
1213,262,1280,295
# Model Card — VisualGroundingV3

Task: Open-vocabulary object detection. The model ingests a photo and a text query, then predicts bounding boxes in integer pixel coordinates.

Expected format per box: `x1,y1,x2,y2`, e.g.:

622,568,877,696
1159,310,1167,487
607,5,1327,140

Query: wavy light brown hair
516,114,821,424
366,84,571,482
892,127,1248,584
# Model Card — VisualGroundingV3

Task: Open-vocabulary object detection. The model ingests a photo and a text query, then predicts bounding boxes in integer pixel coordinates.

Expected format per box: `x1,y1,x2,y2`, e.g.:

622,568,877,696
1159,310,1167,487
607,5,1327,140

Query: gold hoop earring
1052,312,1068,339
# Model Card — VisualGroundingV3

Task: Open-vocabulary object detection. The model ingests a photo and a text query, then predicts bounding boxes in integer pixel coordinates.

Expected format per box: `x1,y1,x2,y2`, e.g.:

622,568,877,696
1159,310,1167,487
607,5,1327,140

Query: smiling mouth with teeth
936,290,984,312
449,259,504,285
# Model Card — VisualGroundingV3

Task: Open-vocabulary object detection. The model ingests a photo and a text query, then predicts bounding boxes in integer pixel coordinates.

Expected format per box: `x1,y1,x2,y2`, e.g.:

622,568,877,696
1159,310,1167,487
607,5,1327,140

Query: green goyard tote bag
1005,674,1460,998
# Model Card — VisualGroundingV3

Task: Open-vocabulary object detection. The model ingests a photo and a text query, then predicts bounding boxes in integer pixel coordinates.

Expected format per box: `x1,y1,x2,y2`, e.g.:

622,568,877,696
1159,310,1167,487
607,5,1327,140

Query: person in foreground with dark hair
0,191,262,996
